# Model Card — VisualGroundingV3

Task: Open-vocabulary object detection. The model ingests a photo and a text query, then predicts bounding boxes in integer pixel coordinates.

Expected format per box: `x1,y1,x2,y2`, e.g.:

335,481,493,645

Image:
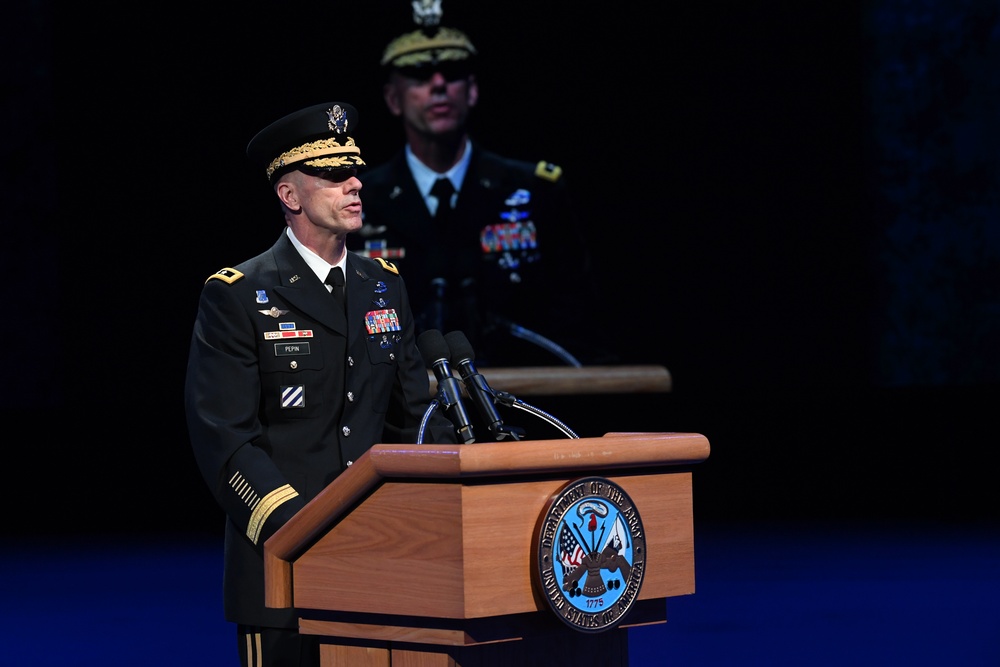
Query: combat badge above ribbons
533,477,646,633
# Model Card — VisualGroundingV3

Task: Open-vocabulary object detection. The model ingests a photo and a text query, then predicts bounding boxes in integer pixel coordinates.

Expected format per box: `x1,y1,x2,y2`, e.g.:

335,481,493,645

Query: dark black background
5,1,998,536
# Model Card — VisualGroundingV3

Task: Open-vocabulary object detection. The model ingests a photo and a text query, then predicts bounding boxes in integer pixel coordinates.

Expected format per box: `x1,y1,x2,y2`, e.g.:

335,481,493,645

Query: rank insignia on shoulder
374,257,399,275
206,267,244,285
535,161,562,182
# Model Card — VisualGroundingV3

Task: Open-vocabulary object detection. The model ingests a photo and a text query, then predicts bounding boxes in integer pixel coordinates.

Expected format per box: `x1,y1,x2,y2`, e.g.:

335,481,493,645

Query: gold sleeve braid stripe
246,484,299,545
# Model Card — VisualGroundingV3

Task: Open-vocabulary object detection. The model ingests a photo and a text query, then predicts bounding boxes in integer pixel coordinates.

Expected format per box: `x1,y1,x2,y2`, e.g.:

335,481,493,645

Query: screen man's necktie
326,266,346,312
431,177,456,225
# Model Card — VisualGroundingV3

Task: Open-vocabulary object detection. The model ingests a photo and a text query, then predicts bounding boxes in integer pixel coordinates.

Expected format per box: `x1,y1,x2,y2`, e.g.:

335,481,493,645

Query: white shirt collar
285,227,347,288
406,138,472,201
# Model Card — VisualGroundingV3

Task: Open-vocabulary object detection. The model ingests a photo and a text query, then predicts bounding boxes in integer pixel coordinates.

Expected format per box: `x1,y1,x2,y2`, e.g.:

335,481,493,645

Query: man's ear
466,74,479,108
275,179,300,212
383,81,403,116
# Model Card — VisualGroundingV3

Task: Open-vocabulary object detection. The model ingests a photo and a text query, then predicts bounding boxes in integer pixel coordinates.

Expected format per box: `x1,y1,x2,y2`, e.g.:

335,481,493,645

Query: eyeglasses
395,62,473,83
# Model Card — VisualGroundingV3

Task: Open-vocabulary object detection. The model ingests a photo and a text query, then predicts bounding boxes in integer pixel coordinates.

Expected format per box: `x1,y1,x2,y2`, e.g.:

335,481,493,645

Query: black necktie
325,266,346,311
430,178,455,224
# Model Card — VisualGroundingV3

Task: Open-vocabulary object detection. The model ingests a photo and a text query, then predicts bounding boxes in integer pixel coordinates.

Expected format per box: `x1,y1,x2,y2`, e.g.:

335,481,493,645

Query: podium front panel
292,469,695,620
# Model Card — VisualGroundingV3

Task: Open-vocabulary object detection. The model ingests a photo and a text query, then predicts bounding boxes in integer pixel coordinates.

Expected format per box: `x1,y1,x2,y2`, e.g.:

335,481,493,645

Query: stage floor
4,519,998,666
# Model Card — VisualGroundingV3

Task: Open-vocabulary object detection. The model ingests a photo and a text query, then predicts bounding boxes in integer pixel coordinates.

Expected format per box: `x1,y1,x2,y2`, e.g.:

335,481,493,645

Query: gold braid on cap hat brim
381,27,477,67
266,137,365,180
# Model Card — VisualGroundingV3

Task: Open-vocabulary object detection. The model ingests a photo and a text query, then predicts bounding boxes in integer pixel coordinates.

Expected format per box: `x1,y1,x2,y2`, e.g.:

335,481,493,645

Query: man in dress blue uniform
349,0,608,367
184,100,458,667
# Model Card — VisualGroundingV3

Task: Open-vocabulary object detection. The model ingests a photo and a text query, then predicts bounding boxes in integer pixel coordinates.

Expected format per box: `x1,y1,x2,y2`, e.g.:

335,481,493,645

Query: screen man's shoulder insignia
535,160,563,183
374,257,399,275
206,267,245,285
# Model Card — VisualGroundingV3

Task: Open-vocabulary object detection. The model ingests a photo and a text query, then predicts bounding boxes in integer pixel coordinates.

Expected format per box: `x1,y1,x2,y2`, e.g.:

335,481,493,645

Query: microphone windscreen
417,329,450,367
444,330,475,363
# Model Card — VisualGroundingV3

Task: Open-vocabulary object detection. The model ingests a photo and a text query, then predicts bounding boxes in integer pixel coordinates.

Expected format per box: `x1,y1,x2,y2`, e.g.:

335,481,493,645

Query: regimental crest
534,477,646,633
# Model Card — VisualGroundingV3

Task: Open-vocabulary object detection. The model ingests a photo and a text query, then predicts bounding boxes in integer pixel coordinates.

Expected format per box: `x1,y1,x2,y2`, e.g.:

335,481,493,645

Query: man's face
384,63,479,138
277,168,363,236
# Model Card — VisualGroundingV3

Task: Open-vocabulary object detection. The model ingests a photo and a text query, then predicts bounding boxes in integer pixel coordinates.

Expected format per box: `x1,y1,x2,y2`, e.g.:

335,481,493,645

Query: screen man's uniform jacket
349,142,604,366
185,231,457,628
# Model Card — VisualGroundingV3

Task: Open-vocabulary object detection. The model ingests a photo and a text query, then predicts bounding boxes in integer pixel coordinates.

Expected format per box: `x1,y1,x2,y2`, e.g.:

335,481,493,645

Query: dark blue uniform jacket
185,231,456,627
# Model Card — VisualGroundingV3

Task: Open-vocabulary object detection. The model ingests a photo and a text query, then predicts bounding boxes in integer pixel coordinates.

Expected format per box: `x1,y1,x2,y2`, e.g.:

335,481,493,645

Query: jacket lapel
269,234,347,335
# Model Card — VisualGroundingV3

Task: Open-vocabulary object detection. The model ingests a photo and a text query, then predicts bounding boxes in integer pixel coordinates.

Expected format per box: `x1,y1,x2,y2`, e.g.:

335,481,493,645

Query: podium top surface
366,431,707,477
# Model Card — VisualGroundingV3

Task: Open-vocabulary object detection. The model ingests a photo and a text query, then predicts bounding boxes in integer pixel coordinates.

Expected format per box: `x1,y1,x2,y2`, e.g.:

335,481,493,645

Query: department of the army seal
533,477,646,633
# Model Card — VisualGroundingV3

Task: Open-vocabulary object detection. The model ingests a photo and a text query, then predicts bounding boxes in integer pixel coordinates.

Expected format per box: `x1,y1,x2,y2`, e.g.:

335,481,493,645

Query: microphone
417,329,475,444
444,330,520,441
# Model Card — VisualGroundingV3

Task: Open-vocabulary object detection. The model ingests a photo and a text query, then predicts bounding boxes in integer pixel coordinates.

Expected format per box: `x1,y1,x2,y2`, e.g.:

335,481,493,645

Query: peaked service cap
246,102,365,184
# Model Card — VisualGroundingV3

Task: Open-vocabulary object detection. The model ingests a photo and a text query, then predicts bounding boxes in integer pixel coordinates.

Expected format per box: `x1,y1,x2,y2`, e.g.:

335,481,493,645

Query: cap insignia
412,0,443,27
327,105,349,134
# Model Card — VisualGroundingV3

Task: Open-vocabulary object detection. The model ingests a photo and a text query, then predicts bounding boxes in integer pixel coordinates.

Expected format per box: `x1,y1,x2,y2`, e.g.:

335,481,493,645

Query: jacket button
347,391,355,402
346,460,353,467
342,426,351,437
290,361,298,369
389,353,396,361
348,356,355,367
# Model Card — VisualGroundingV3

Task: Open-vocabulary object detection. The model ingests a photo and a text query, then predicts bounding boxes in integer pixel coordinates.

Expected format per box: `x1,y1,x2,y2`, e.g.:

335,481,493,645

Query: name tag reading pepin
275,342,311,356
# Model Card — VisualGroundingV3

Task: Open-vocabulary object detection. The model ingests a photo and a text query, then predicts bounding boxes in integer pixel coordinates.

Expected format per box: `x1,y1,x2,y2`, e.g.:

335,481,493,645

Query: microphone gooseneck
491,315,583,368
444,330,520,441
417,329,475,444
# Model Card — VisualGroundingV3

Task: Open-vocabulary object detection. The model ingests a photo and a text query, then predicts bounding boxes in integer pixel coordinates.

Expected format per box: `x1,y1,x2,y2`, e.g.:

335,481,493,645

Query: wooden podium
264,432,709,667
